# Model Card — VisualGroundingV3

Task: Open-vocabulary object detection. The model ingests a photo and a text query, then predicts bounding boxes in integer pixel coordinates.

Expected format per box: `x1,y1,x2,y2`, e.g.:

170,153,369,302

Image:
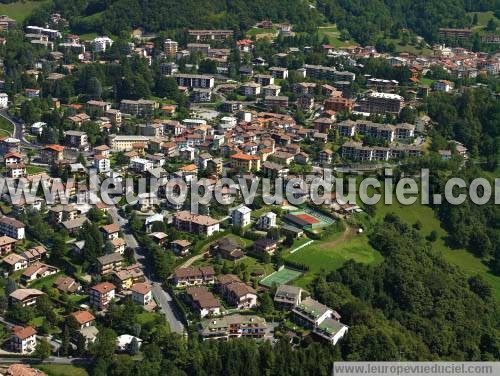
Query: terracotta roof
0,235,16,246
12,326,36,340
130,282,152,295
43,144,64,152
71,310,95,325
100,223,120,234
231,153,260,161
91,282,116,294
0,216,25,229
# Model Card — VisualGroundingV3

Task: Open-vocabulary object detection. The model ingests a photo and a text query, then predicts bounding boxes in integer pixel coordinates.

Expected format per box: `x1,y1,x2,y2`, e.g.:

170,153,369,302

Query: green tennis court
259,267,303,287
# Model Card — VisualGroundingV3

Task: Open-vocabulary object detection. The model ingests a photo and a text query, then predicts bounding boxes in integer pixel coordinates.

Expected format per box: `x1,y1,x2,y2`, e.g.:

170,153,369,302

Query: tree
486,18,497,32
259,292,274,314
87,77,103,99
34,338,52,360
130,337,140,355
472,13,478,26
199,59,217,74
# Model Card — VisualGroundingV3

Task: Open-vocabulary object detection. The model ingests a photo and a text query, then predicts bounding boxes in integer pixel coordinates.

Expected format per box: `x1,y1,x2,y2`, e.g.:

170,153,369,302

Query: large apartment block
174,74,215,89
120,99,159,116
359,92,404,114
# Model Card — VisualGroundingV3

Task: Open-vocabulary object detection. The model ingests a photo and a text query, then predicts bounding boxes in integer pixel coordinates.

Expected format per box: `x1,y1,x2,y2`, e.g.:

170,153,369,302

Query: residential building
64,130,89,150
170,239,191,256
0,235,16,256
188,30,233,41
221,281,257,309
360,92,404,114
230,153,261,172
265,96,289,109
199,314,267,340
211,237,245,260
241,82,261,96
0,216,25,240
108,135,150,151
232,205,251,228
54,275,81,293
292,296,336,329
0,92,8,108
100,223,120,240
2,253,27,272
40,144,64,164
324,96,353,112
274,284,303,309
257,212,277,230
174,73,215,89
21,262,58,284
92,36,113,52
185,286,221,317
11,326,37,354
253,238,278,256
164,39,178,56
89,282,116,310
131,282,153,306
119,99,158,116
96,252,123,275
172,266,216,287
434,80,454,92
9,288,45,307
173,211,221,236
269,67,288,79
71,311,95,330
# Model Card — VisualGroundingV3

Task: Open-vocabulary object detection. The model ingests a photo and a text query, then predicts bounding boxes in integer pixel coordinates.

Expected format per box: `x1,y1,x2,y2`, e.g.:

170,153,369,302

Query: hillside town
0,6,497,375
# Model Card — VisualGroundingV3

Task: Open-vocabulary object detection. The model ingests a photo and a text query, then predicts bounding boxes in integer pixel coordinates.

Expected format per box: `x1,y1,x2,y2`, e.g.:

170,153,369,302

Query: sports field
285,208,334,229
259,267,303,287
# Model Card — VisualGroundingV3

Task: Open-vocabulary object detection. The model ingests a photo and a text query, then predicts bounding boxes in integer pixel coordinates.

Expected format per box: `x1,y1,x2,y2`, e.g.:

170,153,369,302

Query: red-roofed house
11,326,37,353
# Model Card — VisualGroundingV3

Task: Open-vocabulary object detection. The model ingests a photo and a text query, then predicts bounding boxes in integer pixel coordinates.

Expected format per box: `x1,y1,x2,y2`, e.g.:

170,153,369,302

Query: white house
11,326,37,354
434,80,454,92
257,212,277,230
231,205,251,228
30,121,46,136
92,36,114,52
130,157,154,173
94,155,110,173
131,282,153,306
116,334,142,352
0,92,8,108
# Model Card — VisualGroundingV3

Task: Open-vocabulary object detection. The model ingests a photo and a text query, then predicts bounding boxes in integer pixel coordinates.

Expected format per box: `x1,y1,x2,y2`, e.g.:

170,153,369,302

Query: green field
382,38,433,56
376,197,500,300
246,27,278,38
0,116,13,136
37,364,89,376
469,11,500,31
318,24,357,48
0,0,51,23
284,232,382,287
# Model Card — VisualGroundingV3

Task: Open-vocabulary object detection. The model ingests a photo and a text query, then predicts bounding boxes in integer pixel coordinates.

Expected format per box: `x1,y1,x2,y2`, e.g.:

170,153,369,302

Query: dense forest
24,0,500,45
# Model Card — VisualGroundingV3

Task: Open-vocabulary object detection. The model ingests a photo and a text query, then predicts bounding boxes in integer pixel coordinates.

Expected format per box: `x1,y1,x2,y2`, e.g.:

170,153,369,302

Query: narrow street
108,206,185,334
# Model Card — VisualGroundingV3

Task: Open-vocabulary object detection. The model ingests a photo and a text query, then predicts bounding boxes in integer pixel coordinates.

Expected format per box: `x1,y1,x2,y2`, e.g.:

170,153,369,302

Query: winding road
0,110,38,148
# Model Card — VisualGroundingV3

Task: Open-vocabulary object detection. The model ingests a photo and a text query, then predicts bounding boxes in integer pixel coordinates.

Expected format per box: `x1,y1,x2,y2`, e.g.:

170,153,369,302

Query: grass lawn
375,197,500,300
318,24,357,48
383,38,433,56
468,11,500,31
246,27,277,38
30,272,62,289
26,165,47,174
78,32,99,41
0,0,51,23
0,116,13,135
283,231,382,288
136,311,159,325
37,364,89,376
